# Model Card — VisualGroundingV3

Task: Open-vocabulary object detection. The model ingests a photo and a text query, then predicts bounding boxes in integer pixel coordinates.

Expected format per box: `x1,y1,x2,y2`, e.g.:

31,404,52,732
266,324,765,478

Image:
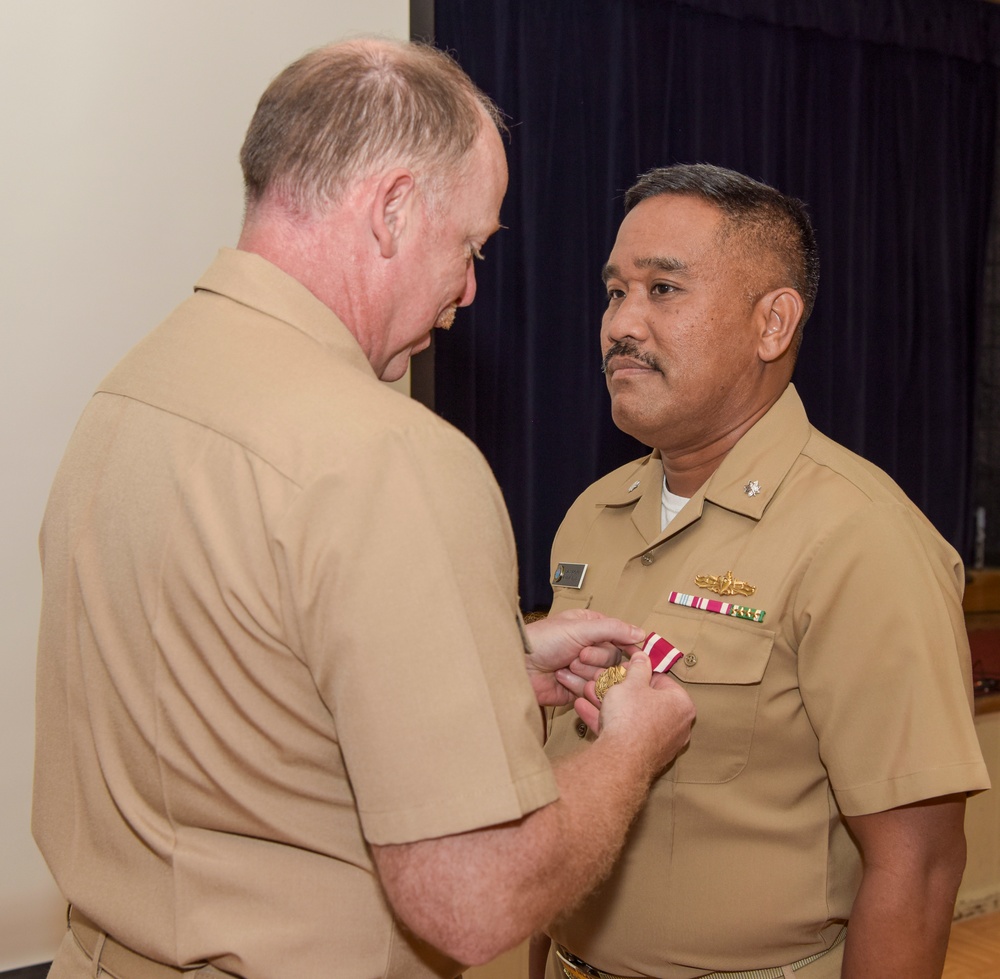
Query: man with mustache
537,164,988,979
32,41,696,979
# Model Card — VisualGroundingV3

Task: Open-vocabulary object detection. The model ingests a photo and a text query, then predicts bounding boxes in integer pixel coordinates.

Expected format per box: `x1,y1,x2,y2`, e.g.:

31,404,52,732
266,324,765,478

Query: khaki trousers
48,918,230,979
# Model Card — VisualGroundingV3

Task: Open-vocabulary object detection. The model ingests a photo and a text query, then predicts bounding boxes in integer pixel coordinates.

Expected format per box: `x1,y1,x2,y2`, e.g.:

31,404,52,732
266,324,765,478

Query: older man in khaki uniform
33,41,696,979
537,165,989,979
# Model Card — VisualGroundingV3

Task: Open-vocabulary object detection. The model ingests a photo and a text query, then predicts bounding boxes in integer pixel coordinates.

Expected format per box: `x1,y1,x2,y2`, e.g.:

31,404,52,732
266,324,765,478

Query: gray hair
240,38,505,216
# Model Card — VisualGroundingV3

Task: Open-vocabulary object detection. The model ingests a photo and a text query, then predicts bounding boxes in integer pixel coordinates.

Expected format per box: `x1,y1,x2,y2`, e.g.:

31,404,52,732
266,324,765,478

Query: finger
580,677,602,709
570,617,645,650
568,660,606,681
577,640,643,664
555,667,586,697
576,643,623,668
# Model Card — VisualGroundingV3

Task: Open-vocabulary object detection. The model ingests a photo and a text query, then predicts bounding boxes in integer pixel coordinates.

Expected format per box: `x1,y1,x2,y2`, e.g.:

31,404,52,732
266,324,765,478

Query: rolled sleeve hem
360,766,559,845
834,761,991,816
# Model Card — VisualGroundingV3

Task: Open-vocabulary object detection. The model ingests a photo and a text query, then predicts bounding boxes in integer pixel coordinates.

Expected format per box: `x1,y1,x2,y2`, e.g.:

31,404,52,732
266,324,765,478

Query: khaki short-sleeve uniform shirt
545,385,988,978
33,250,558,979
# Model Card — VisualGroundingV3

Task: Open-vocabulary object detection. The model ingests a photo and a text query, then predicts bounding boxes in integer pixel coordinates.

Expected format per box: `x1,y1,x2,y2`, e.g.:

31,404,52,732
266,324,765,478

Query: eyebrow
601,255,688,283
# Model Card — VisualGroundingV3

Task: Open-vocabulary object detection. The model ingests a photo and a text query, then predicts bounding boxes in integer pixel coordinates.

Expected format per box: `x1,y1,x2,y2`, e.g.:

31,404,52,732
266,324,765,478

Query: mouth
601,342,661,377
605,356,655,377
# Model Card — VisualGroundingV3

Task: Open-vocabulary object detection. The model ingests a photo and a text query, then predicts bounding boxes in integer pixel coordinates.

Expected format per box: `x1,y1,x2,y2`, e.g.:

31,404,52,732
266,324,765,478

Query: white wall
0,1,408,968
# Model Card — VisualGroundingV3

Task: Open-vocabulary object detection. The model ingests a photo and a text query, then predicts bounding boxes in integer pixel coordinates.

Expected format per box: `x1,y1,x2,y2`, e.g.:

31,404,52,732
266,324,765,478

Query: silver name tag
552,562,588,589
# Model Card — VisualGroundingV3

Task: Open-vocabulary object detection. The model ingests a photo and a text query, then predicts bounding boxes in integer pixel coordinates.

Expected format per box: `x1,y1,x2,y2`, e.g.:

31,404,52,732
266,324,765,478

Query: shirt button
641,551,654,566
576,721,588,738
684,653,698,668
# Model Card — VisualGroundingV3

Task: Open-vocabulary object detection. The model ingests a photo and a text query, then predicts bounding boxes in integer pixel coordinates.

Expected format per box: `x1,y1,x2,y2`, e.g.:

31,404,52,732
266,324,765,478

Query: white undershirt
661,476,690,531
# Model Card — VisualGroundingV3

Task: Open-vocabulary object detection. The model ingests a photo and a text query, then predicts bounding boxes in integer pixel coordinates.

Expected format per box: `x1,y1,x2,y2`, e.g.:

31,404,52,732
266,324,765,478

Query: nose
458,262,478,308
602,290,650,344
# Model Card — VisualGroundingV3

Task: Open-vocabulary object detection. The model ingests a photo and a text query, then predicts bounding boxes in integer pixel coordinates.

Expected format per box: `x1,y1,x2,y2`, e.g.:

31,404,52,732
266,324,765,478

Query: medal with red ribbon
595,631,684,700
641,631,685,673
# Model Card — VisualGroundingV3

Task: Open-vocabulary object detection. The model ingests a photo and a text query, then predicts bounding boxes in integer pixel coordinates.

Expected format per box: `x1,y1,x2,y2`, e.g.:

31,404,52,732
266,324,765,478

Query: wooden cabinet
958,569,1000,919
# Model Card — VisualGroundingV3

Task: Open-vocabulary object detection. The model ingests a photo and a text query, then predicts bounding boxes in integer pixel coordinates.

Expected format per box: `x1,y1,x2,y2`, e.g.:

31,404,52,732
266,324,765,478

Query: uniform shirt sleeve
795,500,989,816
274,419,558,845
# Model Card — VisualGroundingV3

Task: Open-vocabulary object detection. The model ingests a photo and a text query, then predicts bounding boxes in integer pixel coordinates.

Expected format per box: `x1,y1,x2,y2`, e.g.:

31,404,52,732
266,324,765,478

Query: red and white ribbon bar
668,591,766,623
641,631,684,674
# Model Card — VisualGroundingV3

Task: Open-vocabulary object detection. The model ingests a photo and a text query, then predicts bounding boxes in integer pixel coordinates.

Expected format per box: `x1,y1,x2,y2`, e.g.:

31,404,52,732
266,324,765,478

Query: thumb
624,651,652,684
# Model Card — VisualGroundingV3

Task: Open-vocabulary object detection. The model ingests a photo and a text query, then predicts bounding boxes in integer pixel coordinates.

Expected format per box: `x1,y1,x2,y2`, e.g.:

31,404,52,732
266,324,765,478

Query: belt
68,906,209,979
556,928,847,979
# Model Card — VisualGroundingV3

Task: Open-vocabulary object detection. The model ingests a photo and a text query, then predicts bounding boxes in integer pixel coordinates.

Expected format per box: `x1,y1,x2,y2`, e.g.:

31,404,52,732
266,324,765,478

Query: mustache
600,340,662,375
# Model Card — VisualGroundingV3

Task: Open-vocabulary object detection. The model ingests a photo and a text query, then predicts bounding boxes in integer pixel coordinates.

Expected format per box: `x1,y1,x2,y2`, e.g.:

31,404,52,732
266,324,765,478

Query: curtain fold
433,0,998,610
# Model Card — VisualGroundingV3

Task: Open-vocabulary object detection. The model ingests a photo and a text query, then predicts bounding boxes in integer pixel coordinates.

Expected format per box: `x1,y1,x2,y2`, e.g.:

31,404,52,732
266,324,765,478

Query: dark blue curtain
432,0,1000,610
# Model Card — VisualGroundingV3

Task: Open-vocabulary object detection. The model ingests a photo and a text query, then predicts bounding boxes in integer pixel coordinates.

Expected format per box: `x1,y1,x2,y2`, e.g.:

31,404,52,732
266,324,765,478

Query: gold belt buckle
556,945,603,979
555,945,634,979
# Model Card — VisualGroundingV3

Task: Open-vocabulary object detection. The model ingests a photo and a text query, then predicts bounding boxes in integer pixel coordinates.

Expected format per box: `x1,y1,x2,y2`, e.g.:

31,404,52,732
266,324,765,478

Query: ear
370,169,417,259
755,288,804,363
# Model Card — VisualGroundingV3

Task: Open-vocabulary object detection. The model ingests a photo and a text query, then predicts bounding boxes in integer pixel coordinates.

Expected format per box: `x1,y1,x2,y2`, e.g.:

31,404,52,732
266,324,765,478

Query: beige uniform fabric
545,385,989,979
33,249,558,979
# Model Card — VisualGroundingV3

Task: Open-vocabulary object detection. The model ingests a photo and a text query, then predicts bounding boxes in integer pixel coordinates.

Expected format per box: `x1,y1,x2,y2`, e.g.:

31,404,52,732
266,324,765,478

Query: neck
658,393,780,497
237,199,385,366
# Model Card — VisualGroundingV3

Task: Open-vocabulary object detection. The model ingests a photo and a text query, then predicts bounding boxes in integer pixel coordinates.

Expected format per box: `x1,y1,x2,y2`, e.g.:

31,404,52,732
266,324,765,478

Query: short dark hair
624,164,820,326
240,38,505,216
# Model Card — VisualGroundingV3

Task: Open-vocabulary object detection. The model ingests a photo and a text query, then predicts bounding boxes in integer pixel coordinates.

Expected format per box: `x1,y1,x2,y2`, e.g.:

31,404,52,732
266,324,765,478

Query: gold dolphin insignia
694,570,757,597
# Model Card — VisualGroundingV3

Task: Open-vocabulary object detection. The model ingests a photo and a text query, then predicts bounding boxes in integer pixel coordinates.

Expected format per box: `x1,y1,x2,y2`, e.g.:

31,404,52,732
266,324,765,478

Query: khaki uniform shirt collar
701,384,811,519
195,248,376,378
592,384,811,545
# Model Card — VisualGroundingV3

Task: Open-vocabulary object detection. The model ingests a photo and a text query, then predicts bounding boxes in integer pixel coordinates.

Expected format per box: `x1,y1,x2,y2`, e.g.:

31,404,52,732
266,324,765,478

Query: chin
611,403,655,444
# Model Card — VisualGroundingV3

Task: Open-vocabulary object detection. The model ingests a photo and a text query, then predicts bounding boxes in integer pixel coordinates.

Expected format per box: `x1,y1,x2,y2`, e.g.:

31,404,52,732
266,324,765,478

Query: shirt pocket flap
549,591,593,615
644,608,774,686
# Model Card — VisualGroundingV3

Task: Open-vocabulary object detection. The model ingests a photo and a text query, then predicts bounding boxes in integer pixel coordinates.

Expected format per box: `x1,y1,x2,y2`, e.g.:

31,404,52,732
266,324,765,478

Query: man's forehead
466,124,508,228
603,196,724,279
618,193,723,243
602,255,688,283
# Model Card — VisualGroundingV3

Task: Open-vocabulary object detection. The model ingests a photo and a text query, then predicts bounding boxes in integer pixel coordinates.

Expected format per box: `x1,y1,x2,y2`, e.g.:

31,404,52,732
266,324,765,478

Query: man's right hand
578,652,695,776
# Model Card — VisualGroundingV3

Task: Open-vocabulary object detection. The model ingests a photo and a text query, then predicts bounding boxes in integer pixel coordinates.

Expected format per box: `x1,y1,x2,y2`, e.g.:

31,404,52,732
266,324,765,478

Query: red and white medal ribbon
641,631,684,673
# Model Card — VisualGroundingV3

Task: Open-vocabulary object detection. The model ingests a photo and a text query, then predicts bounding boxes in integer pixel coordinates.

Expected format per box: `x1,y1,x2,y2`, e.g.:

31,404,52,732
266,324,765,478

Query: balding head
239,38,505,219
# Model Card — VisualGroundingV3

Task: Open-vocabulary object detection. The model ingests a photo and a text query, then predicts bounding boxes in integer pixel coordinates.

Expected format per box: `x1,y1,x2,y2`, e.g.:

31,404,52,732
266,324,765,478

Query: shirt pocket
644,607,774,784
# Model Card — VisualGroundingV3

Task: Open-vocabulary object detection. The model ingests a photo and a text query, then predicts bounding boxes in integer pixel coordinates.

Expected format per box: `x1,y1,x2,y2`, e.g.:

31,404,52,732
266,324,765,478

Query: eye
652,282,677,296
606,287,625,303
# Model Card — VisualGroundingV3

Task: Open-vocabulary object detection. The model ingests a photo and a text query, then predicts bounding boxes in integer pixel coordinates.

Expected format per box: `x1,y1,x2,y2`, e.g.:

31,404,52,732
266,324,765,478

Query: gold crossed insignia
695,570,757,597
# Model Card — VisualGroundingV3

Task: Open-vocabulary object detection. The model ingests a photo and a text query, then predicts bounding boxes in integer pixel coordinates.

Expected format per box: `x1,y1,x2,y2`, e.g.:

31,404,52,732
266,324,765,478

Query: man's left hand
524,609,644,707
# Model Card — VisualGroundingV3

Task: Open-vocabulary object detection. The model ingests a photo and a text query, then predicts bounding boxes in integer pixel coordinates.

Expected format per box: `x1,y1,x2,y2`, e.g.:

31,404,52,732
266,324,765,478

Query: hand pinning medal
594,632,685,700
